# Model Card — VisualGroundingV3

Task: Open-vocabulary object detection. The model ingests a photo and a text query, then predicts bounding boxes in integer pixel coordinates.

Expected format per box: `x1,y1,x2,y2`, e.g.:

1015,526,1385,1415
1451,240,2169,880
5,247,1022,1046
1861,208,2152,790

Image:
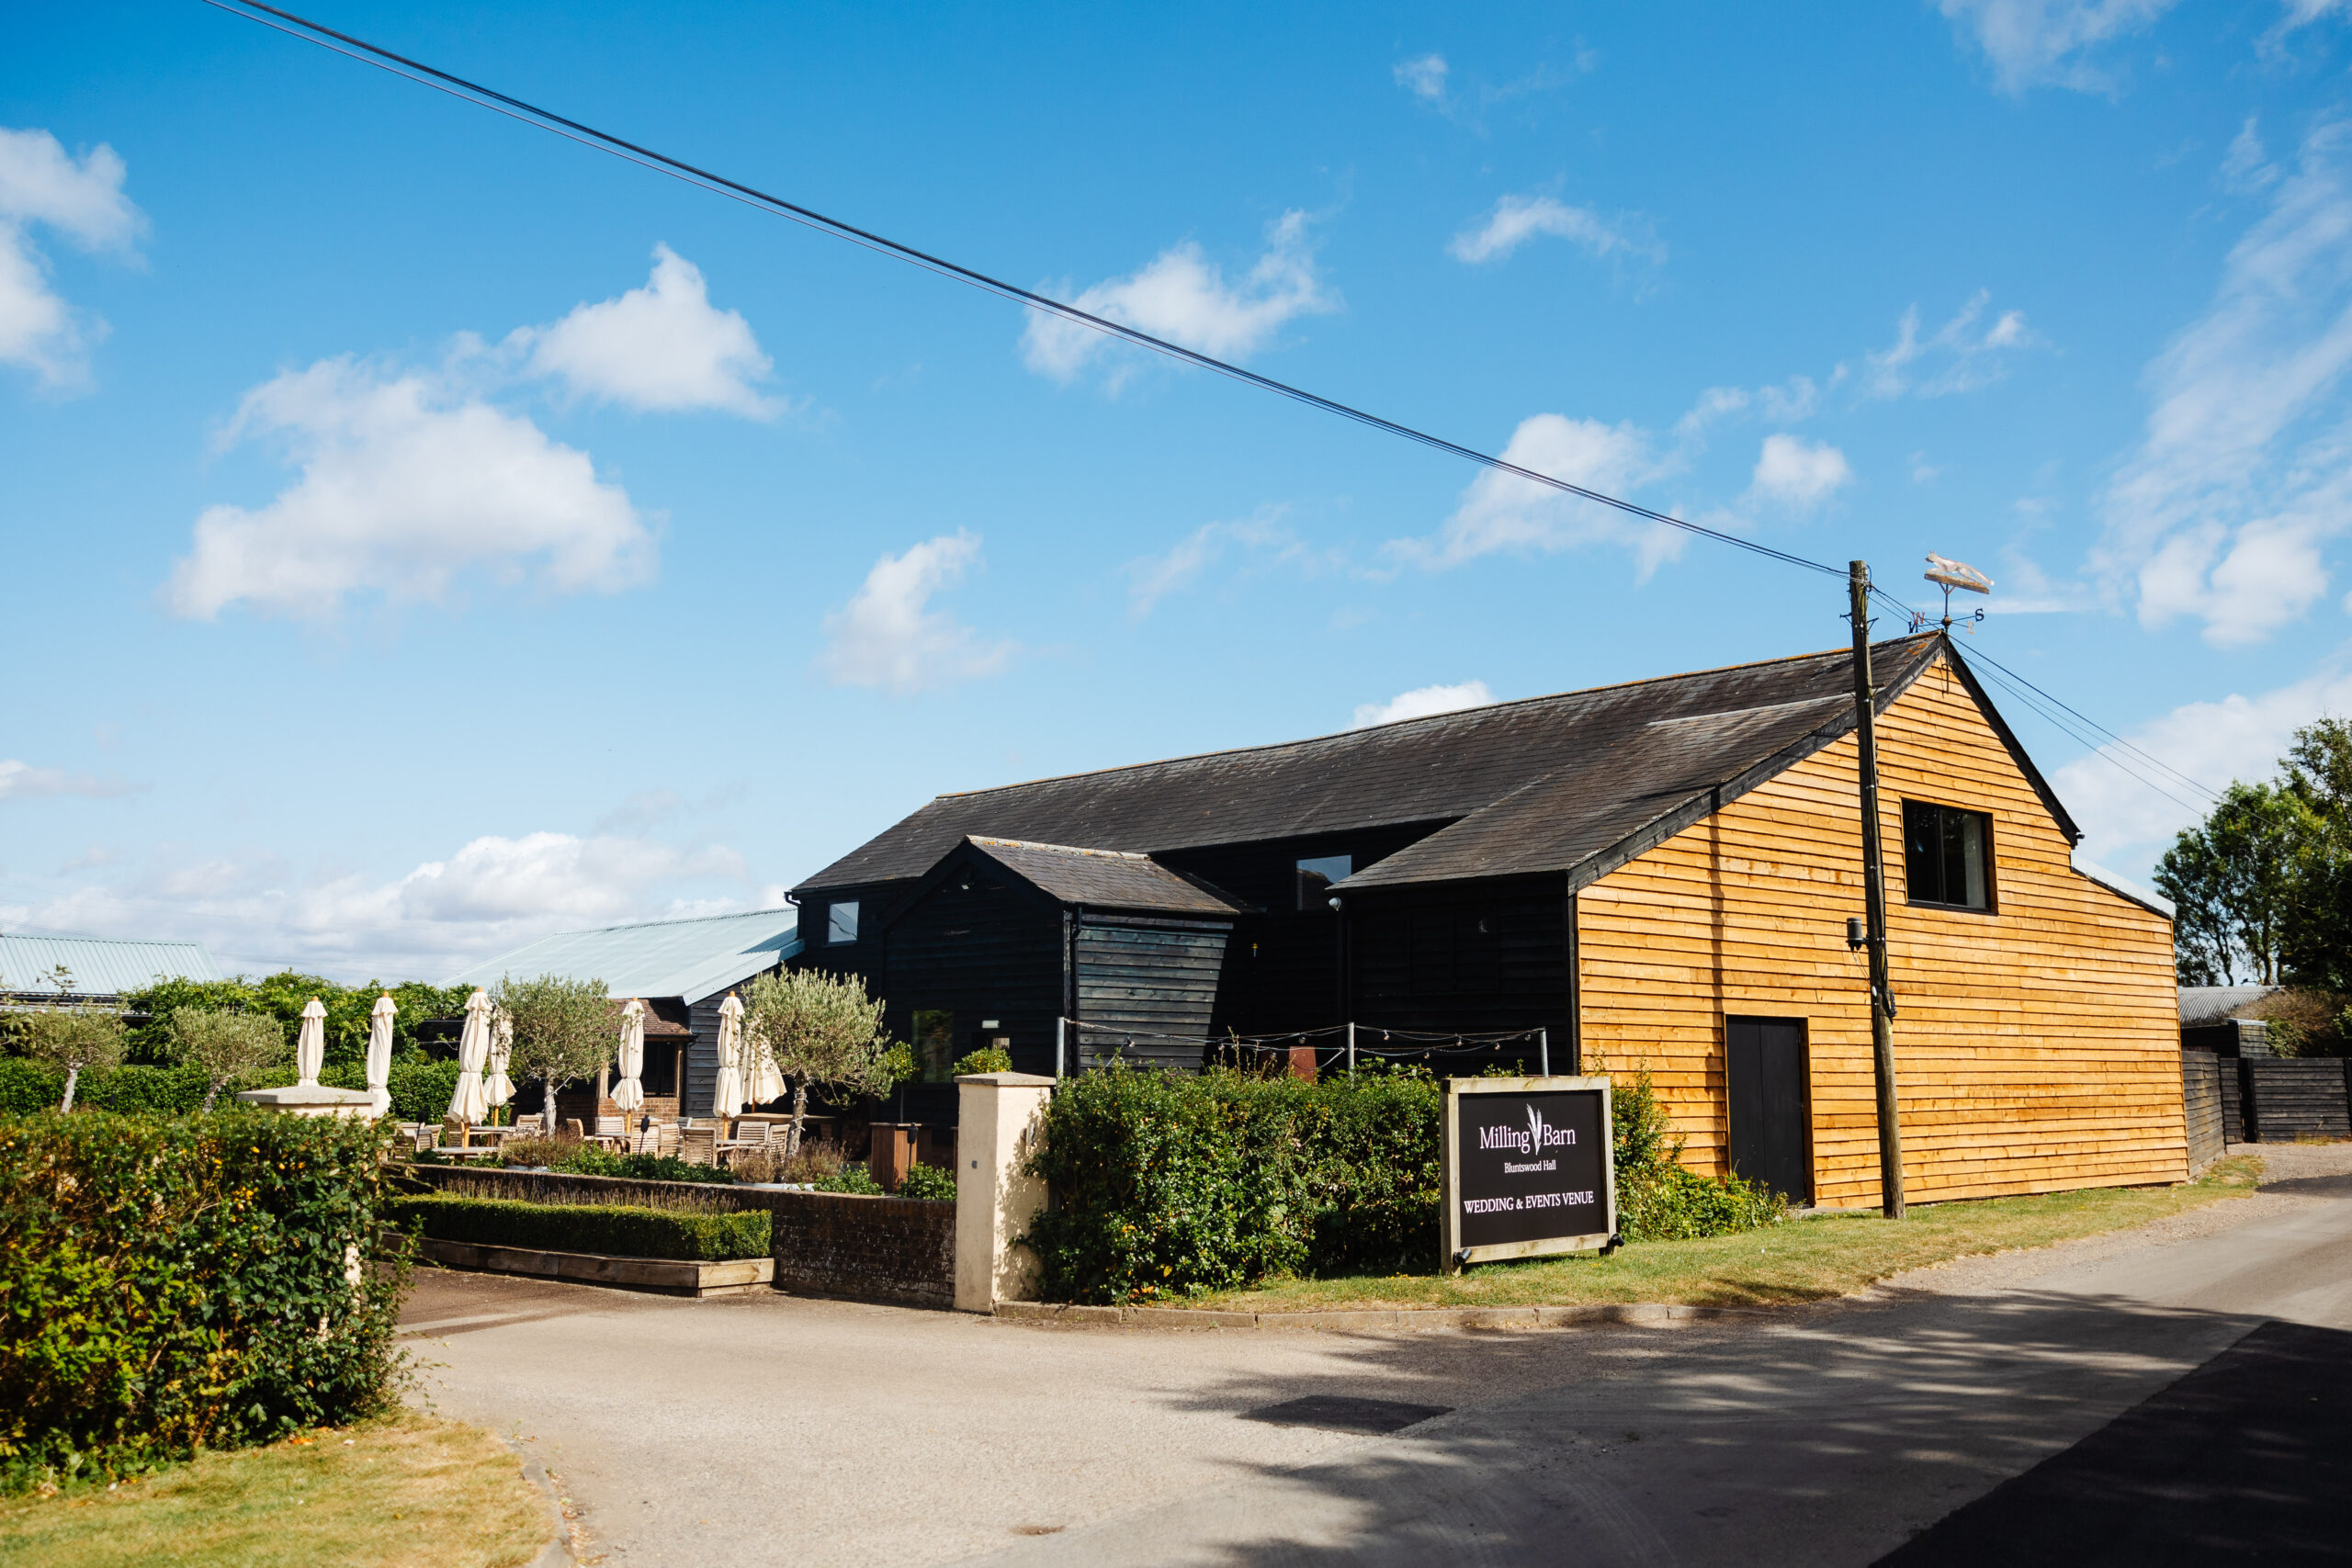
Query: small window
1904,801,1993,911
912,1010,955,1082
827,900,860,944
1296,854,1351,910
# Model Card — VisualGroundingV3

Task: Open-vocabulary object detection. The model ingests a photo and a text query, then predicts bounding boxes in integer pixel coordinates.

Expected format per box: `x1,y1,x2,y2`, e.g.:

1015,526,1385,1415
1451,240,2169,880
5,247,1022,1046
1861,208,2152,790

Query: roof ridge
0,931,213,947
535,907,797,941
970,836,1153,861
934,635,1936,802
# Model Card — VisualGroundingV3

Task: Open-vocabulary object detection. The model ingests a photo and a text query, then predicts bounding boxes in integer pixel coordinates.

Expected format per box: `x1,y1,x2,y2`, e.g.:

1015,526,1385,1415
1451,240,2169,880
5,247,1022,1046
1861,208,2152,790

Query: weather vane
1912,553,1992,634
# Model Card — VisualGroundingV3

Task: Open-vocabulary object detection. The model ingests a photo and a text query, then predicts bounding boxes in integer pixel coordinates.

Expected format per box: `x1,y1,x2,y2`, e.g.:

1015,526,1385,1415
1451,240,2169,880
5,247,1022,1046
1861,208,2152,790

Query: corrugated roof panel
0,933,227,998
446,909,801,1001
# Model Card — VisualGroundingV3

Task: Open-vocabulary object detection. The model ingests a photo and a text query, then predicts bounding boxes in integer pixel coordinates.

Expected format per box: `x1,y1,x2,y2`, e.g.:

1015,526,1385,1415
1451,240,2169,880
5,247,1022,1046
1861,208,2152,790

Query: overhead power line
203,0,2214,822
205,0,1848,583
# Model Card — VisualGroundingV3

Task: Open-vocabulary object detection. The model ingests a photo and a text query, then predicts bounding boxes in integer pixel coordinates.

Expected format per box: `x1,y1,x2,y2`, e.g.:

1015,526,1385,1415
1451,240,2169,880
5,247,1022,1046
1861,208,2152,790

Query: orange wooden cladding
1577,650,2184,1210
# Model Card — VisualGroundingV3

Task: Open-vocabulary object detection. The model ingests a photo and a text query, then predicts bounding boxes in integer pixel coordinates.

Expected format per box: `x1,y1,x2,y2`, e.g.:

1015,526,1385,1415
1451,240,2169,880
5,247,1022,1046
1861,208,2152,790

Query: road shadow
975,1289,2303,1567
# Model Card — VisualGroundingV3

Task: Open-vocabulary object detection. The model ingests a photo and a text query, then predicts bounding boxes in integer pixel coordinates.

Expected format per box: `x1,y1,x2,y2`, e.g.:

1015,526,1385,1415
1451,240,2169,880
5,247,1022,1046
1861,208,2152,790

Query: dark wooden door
1726,1016,1811,1203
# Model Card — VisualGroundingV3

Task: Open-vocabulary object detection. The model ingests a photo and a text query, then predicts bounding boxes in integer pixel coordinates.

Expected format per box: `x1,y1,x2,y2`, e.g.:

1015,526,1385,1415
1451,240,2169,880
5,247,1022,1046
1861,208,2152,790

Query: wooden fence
2180,1050,2226,1172
2243,1058,2352,1144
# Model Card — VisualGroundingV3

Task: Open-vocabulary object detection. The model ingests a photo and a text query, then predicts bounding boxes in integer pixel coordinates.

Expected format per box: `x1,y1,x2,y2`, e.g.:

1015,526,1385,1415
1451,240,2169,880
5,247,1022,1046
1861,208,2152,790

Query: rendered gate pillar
954,1072,1057,1313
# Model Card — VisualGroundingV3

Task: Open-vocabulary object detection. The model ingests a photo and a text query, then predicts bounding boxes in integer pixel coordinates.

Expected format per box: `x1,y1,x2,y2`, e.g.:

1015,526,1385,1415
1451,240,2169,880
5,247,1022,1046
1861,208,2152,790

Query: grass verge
1182,1157,2265,1314
0,1411,548,1568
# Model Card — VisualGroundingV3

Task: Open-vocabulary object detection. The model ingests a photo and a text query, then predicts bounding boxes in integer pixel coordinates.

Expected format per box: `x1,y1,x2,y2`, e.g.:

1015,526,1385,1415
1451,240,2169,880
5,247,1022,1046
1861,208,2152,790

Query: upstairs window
827,900,860,944
1904,802,1993,911
1296,854,1351,910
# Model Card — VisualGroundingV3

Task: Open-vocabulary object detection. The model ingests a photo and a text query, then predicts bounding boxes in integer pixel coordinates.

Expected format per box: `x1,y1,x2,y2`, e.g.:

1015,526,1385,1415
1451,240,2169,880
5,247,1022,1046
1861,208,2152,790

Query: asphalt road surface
402,1144,2352,1567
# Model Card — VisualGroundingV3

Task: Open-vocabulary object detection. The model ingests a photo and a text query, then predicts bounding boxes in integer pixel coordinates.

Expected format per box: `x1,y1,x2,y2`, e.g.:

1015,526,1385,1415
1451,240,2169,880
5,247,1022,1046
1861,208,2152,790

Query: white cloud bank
7,829,755,981
166,358,653,620
1388,412,1688,575
2052,657,2352,873
820,532,1014,694
2097,119,2352,646
1934,0,2177,94
0,126,142,393
1448,195,1664,266
512,244,777,416
1352,681,1495,728
169,247,773,620
1022,211,1336,386
1747,433,1853,509
0,759,136,801
1394,54,1450,102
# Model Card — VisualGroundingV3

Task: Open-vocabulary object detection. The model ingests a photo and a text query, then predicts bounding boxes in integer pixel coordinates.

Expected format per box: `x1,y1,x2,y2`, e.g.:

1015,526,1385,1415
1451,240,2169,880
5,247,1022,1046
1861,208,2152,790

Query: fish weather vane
1913,553,1993,634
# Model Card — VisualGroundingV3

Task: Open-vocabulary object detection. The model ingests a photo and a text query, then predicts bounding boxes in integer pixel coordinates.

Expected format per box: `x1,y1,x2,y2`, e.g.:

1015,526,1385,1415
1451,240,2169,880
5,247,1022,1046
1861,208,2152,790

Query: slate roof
966,839,1253,915
447,909,801,1002
800,635,2069,897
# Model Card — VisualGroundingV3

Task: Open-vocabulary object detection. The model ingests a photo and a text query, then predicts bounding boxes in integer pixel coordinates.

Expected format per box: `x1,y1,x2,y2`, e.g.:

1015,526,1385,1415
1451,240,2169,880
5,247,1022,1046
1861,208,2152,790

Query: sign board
1440,1075,1616,1272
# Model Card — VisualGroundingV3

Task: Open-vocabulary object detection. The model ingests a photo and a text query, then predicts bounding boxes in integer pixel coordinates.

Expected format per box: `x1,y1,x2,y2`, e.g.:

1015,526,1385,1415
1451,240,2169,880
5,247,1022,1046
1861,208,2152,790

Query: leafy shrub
0,1110,408,1491
388,1193,769,1260
894,1161,957,1201
812,1162,884,1195
953,1045,1013,1076
778,1142,846,1184
1026,1060,1780,1303
119,976,469,1067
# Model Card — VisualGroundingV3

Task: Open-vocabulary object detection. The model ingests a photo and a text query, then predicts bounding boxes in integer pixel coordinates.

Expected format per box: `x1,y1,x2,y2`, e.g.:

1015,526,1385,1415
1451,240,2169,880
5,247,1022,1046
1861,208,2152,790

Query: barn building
790,633,2184,1209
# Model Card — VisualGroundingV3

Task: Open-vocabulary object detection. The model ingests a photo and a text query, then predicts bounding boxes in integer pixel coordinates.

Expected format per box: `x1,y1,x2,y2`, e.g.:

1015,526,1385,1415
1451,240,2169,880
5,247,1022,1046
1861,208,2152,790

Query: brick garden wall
398,1164,955,1308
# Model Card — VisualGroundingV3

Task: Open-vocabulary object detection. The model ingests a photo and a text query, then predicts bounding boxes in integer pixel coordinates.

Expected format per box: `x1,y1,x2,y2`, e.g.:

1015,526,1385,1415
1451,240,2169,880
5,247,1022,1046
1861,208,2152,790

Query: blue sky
8,1,2352,979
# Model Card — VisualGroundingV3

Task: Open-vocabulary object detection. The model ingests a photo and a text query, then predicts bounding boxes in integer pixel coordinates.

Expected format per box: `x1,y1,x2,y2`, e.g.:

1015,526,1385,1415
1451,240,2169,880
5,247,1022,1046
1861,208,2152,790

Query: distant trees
2157,717,2352,991
11,967,126,1111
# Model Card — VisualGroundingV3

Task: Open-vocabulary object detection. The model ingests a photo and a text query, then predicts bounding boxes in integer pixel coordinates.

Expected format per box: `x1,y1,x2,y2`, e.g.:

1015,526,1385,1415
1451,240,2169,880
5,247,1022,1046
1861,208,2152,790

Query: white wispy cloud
0,126,143,394
1934,0,2177,95
0,760,137,801
1672,377,1820,442
1022,211,1337,386
1747,433,1853,509
10,830,755,981
165,356,653,621
1351,681,1495,728
510,244,778,417
1386,412,1686,575
1448,194,1664,266
820,532,1014,694
1125,507,1335,616
2096,119,2352,646
1862,291,2041,399
1394,54,1450,102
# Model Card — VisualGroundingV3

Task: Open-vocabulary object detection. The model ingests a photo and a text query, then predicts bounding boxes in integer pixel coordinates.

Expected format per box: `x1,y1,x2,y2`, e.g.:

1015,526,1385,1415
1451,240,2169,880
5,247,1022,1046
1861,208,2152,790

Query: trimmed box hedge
388,1193,771,1262
0,1058,465,1123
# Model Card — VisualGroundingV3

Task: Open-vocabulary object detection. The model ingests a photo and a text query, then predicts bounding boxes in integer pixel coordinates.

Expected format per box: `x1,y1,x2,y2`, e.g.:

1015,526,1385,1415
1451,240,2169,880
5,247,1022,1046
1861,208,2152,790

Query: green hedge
387,1194,771,1261
0,1111,408,1491
0,1059,465,1124
1024,1063,1781,1304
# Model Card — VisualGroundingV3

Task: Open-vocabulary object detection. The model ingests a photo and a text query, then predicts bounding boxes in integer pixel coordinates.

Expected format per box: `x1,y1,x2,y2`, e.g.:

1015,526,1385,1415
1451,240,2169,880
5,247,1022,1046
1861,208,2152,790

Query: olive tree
19,998,126,1112
742,968,895,1153
494,973,613,1134
172,1007,289,1111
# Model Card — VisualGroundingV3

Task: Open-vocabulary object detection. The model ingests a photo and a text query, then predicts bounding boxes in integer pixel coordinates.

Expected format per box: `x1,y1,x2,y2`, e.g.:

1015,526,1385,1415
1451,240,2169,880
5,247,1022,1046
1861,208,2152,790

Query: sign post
1441,1074,1616,1273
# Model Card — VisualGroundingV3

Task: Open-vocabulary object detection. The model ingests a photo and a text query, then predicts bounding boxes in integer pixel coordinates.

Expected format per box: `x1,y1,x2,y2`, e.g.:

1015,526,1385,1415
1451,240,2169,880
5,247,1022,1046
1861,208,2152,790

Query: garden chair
680,1126,718,1167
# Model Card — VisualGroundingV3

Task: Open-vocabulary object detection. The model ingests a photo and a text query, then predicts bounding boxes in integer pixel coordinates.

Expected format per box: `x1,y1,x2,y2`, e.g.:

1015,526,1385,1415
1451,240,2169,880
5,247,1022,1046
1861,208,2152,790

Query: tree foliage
2155,716,2352,991
118,975,469,1067
741,968,893,1150
15,1002,126,1112
169,1008,289,1111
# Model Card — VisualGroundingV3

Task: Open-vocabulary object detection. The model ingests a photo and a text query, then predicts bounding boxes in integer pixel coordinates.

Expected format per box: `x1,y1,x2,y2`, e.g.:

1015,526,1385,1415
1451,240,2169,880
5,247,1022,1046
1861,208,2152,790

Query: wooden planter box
417,1236,774,1297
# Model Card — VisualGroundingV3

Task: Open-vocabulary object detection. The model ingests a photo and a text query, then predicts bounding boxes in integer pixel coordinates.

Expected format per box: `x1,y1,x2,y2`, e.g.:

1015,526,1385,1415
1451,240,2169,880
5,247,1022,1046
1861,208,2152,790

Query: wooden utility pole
1849,560,1906,1219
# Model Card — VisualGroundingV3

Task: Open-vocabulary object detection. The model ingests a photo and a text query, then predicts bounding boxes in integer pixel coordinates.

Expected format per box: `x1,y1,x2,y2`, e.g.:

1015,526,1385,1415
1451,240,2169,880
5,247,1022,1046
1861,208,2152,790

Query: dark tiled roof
967,839,1253,915
799,636,1960,893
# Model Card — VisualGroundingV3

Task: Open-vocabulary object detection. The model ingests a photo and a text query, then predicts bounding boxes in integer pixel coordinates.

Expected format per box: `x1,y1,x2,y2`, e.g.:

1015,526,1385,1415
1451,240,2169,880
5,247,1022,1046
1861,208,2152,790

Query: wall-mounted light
1846,917,1868,952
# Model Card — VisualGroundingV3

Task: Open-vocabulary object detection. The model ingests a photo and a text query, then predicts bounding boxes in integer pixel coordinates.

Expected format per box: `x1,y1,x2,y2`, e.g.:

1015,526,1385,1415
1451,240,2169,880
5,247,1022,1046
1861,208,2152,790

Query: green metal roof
446,909,800,1003
0,932,227,998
